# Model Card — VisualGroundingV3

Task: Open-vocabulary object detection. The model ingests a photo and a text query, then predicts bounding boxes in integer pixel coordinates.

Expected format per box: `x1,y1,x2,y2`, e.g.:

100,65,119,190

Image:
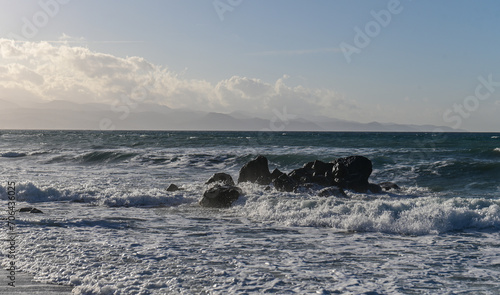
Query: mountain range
0,100,461,132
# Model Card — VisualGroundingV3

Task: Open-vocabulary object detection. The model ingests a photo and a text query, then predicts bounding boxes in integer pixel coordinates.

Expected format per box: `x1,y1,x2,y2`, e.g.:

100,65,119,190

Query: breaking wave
3,182,499,236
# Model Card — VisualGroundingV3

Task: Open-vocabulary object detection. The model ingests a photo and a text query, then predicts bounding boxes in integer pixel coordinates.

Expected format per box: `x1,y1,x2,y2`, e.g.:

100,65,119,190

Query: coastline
0,268,73,294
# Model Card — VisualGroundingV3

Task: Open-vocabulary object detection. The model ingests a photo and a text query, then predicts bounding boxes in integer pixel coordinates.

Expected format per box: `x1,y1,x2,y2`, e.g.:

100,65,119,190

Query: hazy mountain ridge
0,101,461,132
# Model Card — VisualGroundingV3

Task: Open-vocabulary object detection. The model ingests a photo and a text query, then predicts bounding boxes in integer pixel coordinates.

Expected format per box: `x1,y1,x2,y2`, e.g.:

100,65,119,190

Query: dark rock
199,185,242,208
273,174,297,192
238,155,271,185
318,187,347,198
303,161,315,170
330,156,373,192
166,184,180,192
368,183,383,194
256,175,271,185
325,169,333,179
288,168,313,183
19,207,43,213
331,161,348,186
311,160,333,175
205,172,235,186
379,182,400,191
311,173,332,186
270,168,285,181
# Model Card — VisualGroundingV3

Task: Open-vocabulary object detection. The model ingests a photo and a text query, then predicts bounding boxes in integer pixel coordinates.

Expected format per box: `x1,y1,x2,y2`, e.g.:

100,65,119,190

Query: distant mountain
314,118,460,132
0,100,462,132
0,99,20,109
185,112,267,131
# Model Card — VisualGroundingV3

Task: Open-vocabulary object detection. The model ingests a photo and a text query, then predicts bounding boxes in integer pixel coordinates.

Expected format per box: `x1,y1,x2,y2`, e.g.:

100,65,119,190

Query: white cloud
0,38,353,118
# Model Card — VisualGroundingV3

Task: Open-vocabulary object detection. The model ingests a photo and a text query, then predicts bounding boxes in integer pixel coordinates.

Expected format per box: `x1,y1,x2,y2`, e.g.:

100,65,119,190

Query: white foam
0,182,198,207
3,201,500,294
2,131,500,293
236,185,500,235
4,180,499,235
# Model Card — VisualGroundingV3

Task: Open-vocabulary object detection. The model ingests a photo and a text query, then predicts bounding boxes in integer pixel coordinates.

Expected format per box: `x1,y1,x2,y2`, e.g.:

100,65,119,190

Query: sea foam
3,181,500,235
236,184,500,235
0,182,197,207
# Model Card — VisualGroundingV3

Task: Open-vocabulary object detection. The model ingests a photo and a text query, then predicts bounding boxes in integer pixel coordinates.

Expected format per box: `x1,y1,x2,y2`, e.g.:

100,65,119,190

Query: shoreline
0,268,73,294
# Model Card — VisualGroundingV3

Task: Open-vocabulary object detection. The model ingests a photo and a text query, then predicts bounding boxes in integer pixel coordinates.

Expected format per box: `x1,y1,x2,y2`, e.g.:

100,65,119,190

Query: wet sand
0,268,73,294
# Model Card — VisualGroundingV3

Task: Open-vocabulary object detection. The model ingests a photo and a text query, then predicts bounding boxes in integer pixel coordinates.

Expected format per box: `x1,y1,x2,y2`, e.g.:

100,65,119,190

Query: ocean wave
2,181,499,235
41,149,245,170
236,184,500,235
78,151,138,164
0,182,197,207
96,187,195,207
44,151,139,164
413,159,500,193
441,160,500,176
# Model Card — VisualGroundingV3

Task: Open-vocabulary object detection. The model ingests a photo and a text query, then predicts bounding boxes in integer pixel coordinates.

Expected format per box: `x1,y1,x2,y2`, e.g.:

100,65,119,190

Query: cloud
0,38,353,118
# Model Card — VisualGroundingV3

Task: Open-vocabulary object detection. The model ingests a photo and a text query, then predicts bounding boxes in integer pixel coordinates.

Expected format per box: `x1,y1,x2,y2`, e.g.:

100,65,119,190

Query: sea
1,130,500,294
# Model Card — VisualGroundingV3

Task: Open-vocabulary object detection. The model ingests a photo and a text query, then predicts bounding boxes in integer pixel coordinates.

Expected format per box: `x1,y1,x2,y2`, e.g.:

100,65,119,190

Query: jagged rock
294,160,335,187
288,168,312,183
206,172,235,186
303,161,315,170
19,207,43,213
270,168,285,181
311,160,333,175
238,155,271,185
318,187,347,198
379,182,400,191
331,161,348,186
273,174,297,192
231,154,388,197
330,156,373,192
199,185,242,208
167,184,180,192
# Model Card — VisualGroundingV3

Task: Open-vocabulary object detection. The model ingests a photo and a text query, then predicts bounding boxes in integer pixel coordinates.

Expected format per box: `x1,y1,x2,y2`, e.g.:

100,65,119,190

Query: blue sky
1,0,500,131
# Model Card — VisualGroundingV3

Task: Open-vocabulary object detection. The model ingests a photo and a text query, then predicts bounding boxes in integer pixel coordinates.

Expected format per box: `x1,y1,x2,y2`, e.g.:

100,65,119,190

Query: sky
1,0,500,131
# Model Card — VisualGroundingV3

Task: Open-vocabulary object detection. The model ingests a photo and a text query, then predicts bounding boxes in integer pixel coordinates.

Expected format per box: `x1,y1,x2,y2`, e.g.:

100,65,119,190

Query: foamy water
1,130,500,294
3,196,500,294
